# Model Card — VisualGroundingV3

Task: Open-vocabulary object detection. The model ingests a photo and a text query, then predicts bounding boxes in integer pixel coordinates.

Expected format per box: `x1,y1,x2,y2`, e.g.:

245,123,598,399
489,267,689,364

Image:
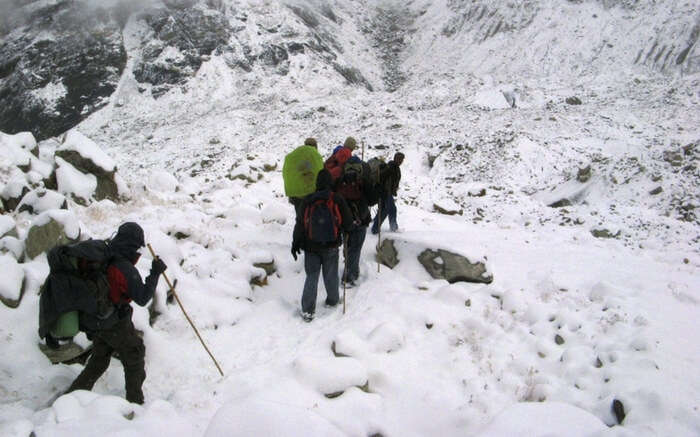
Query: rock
376,238,399,268
433,198,463,215
554,334,565,345
577,165,592,183
55,131,120,202
0,236,24,261
332,63,373,91
549,198,572,208
1,179,30,212
25,214,79,259
133,5,232,93
612,399,625,424
418,249,493,284
591,228,620,239
565,96,582,105
16,189,68,215
253,260,276,276
468,188,487,197
649,186,663,195
38,341,91,365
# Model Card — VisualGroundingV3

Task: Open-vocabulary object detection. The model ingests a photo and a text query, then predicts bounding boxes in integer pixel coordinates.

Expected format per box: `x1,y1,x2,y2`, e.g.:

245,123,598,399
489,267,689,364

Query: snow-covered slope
0,0,698,436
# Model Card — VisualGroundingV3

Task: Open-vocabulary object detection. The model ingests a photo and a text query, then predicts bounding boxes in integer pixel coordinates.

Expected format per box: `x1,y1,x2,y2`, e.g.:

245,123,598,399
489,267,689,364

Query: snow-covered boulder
0,254,24,308
418,248,493,284
367,322,405,353
1,176,30,212
433,197,463,215
0,236,24,261
148,170,180,193
476,401,607,437
293,355,369,398
55,130,123,202
0,215,18,239
16,189,68,215
24,210,80,259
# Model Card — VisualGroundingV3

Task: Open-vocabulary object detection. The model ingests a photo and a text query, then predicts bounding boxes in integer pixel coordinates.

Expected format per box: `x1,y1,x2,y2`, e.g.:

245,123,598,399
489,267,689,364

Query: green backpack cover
283,145,324,198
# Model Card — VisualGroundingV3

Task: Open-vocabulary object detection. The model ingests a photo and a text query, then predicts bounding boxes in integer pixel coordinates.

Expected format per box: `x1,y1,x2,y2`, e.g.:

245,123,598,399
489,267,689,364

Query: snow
0,215,16,237
16,189,67,214
0,0,699,436
0,254,23,302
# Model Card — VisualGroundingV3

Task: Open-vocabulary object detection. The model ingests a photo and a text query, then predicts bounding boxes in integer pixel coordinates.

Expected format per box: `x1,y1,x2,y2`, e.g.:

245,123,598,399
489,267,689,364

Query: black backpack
43,240,115,335
337,160,364,201
303,193,342,244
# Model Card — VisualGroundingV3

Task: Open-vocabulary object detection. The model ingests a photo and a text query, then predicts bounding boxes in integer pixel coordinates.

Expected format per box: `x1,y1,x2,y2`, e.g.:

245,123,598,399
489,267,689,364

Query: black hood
109,222,145,259
316,169,333,191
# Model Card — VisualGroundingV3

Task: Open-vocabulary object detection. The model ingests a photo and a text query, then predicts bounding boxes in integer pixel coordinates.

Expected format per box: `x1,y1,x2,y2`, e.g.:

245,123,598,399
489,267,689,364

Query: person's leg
111,319,147,405
301,251,322,315
67,334,113,394
371,196,389,234
320,248,340,305
387,195,398,231
346,227,366,282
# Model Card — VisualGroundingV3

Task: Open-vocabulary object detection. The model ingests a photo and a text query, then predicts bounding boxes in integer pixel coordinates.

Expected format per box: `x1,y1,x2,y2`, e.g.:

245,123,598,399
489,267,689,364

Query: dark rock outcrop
0,1,126,140
418,249,493,284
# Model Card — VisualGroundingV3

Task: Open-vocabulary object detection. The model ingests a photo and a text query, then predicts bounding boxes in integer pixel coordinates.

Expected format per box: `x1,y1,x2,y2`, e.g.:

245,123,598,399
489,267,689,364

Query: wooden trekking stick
147,244,224,377
376,199,382,273
361,140,365,161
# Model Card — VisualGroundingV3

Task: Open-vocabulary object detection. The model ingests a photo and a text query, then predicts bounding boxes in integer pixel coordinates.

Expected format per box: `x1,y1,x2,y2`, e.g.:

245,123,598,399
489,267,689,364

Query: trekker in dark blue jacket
67,222,166,404
292,170,353,322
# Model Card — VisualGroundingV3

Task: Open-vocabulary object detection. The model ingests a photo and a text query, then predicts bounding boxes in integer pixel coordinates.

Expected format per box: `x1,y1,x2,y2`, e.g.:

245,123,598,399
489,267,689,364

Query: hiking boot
324,299,338,308
345,280,357,288
301,311,314,322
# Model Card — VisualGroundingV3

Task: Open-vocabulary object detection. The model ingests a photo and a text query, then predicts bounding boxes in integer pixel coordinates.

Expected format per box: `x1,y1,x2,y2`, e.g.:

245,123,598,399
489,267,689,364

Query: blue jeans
371,194,397,234
301,248,339,314
343,226,366,282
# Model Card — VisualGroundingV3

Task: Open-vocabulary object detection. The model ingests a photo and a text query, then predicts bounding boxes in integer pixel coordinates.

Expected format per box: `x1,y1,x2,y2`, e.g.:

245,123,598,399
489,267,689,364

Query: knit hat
343,136,357,150
304,137,317,148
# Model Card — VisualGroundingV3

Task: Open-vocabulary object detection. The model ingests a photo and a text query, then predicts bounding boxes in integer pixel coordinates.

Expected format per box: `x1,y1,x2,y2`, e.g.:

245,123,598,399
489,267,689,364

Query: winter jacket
380,160,402,197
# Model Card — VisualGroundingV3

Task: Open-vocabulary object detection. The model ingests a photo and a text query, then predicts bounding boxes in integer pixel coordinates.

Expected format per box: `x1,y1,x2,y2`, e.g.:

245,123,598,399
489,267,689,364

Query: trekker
286,137,323,217
291,169,353,322
335,156,379,286
371,152,405,234
64,222,166,404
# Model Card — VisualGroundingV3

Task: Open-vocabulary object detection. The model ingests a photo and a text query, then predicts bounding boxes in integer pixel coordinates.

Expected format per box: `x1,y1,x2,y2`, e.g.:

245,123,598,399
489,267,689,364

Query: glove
151,257,167,275
291,245,301,261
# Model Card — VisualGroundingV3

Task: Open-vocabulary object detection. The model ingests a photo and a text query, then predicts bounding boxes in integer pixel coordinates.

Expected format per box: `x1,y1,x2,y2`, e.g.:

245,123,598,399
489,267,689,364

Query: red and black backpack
303,193,342,244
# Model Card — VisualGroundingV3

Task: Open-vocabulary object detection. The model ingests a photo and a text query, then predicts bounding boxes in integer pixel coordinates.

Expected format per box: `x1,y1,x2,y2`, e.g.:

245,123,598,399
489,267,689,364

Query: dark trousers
343,226,366,282
302,248,339,314
371,194,398,233
67,316,146,404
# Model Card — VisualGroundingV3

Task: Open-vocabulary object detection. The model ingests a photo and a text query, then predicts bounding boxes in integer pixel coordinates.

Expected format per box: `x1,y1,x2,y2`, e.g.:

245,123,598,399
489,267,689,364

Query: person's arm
113,260,163,306
292,199,307,253
335,194,355,232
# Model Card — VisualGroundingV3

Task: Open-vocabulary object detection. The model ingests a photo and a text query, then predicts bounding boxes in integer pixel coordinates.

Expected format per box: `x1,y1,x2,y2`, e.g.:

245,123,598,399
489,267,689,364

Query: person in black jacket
66,222,166,404
292,169,353,321
335,156,379,286
372,152,404,234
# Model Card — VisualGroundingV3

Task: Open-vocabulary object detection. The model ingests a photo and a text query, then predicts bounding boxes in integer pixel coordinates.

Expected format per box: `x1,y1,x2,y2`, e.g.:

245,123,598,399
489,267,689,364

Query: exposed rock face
54,150,119,202
134,5,233,97
0,1,126,140
418,249,493,284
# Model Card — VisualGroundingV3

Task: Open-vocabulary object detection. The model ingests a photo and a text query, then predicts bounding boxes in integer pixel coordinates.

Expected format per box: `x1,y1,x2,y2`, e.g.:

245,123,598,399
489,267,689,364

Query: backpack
336,159,364,201
45,240,114,337
303,193,342,244
366,157,385,188
324,148,352,182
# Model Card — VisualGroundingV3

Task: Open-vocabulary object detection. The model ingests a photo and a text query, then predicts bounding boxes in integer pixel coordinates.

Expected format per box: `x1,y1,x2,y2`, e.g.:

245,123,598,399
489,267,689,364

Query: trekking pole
376,200,381,273
361,140,365,161
147,244,225,377
342,233,348,314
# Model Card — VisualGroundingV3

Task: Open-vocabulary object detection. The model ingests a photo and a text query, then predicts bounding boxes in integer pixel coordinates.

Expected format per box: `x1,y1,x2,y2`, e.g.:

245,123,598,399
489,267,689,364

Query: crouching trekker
39,222,167,404
291,169,354,322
